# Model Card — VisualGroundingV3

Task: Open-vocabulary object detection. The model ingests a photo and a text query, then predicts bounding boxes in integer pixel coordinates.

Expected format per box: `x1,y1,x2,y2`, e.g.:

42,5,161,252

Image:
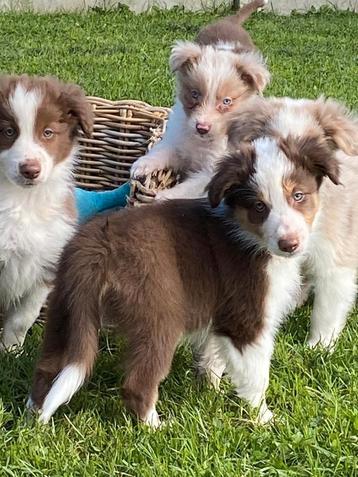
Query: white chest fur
264,255,303,337
0,179,76,308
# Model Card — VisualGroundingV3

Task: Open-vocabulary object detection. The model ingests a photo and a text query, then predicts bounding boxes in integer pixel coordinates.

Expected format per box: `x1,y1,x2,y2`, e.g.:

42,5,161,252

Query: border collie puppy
131,0,269,200
226,95,358,348
0,75,93,351
28,130,339,427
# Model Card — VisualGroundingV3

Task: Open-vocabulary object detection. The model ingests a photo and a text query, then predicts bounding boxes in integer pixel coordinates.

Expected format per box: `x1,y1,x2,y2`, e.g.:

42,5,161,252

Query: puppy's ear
280,135,341,186
60,83,93,137
207,145,256,208
228,96,274,148
236,51,270,94
313,97,358,155
170,41,202,73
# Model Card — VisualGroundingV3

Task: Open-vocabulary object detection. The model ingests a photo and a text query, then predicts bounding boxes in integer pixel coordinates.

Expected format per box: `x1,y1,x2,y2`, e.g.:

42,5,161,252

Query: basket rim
86,96,171,114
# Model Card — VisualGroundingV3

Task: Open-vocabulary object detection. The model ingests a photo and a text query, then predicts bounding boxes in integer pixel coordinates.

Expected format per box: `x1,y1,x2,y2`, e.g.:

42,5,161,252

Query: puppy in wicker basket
0,75,93,351
28,114,343,427
131,0,269,201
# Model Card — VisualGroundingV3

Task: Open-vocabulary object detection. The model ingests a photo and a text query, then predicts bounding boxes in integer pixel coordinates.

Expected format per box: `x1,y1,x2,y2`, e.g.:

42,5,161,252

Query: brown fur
0,75,93,157
196,0,266,50
30,198,270,422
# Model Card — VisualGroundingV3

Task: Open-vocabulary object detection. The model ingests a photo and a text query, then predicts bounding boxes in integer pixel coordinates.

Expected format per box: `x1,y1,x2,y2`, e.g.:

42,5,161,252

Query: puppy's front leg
308,267,357,349
156,170,213,201
216,334,274,424
194,333,226,391
131,145,179,180
0,284,50,351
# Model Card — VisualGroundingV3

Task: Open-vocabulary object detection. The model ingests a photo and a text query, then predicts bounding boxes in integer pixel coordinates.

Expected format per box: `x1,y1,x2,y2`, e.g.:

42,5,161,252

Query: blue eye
222,97,232,106
191,90,200,100
293,191,305,202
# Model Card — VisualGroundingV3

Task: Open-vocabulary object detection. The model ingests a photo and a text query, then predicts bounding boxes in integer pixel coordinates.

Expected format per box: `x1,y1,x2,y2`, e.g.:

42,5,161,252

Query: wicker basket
75,97,171,190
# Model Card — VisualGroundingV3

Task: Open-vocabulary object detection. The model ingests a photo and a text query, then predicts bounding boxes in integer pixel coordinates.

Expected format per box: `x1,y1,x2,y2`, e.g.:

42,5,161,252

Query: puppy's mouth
10,176,41,188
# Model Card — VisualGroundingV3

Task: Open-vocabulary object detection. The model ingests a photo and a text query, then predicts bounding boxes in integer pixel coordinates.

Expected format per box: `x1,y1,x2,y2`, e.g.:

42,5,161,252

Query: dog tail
236,0,267,24
29,223,108,423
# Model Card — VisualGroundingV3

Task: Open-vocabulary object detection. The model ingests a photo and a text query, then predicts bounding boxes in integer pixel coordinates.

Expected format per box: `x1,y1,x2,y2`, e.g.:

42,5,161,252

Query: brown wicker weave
75,97,170,190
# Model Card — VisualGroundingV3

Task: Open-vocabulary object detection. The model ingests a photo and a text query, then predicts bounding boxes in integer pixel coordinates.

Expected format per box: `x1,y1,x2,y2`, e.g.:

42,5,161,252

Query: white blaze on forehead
195,46,240,101
9,83,43,139
251,137,293,206
251,137,310,255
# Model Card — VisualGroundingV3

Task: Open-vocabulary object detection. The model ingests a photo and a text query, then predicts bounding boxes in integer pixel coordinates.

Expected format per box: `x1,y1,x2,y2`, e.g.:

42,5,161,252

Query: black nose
19,160,41,180
196,123,211,135
278,237,299,253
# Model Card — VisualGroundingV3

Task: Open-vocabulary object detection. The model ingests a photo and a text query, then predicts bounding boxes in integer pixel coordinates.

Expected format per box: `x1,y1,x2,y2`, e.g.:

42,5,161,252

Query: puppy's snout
19,160,41,180
196,122,211,135
278,236,299,254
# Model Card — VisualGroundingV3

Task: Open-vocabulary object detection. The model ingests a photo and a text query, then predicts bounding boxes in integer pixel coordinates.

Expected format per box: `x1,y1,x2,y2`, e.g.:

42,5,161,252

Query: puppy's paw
155,189,175,202
256,403,274,425
141,408,161,429
307,334,336,352
131,154,168,180
0,340,24,356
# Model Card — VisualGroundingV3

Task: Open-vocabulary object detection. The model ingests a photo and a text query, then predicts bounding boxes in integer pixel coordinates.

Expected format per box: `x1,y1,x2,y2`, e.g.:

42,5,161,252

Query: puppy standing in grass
131,0,269,199
0,75,93,351
28,98,346,426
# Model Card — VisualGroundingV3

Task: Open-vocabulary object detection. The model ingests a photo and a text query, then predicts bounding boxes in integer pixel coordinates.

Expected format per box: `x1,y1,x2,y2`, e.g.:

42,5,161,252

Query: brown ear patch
228,96,276,148
312,98,358,155
207,144,256,208
279,134,340,186
59,83,93,137
169,41,202,73
235,52,270,94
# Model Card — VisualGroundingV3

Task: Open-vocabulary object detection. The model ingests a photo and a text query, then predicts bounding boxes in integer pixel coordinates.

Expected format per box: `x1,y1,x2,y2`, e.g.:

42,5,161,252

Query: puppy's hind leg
122,327,181,428
308,267,357,349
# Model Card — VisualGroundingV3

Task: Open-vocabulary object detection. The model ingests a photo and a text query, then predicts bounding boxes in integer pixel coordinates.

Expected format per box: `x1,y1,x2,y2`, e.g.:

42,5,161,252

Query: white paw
256,403,274,425
208,372,222,392
131,155,167,179
0,340,24,355
142,408,161,429
308,332,337,351
155,189,175,202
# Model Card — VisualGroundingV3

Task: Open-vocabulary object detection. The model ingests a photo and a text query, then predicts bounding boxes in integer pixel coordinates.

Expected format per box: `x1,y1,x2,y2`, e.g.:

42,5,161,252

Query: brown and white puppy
131,0,269,200
0,74,93,350
28,127,339,427
227,95,358,348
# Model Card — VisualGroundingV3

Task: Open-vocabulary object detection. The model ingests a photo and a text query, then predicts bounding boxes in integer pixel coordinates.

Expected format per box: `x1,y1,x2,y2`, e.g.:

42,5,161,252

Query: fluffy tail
29,226,108,423
236,0,267,24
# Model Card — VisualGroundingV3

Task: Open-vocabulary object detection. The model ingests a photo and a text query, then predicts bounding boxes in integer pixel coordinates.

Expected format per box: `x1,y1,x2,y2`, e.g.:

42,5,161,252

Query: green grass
0,6,357,476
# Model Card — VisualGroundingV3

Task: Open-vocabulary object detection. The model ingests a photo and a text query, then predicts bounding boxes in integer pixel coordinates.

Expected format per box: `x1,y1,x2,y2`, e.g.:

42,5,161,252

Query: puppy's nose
19,160,41,180
196,122,211,135
278,236,299,253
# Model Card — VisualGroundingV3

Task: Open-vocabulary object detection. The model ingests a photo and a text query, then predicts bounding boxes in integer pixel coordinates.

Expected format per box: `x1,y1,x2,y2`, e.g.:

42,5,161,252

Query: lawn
0,5,357,476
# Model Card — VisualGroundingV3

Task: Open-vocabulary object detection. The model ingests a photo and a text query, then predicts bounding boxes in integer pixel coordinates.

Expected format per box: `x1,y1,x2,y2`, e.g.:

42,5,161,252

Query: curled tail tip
237,0,268,20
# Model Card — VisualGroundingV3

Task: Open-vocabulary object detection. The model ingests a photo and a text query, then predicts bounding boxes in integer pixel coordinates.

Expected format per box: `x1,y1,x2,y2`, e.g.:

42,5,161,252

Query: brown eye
293,191,305,202
43,128,54,139
254,201,266,213
4,127,16,138
222,97,232,106
191,90,200,100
